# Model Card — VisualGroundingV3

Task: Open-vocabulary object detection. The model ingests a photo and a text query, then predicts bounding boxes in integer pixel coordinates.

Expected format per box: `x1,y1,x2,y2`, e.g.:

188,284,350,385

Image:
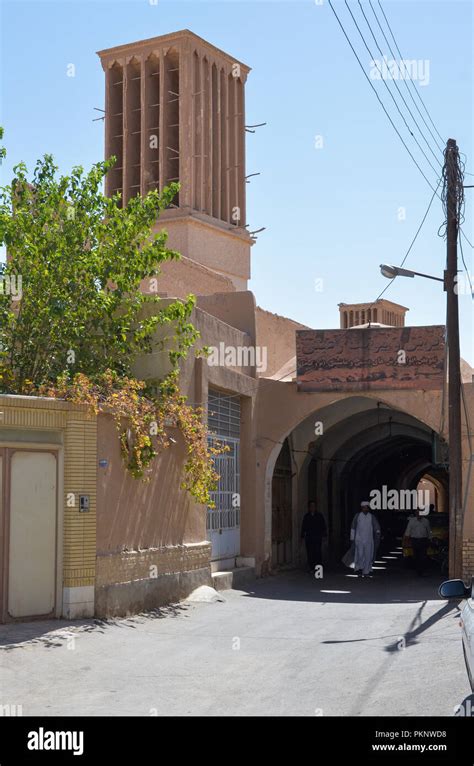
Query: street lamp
380,264,444,283
379,261,462,578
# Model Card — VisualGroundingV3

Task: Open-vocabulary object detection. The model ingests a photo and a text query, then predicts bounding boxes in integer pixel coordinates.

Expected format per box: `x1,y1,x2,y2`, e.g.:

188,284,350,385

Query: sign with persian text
296,326,445,391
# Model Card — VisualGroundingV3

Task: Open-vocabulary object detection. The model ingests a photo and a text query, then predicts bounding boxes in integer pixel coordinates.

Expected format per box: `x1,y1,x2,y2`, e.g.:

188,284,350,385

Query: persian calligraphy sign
296,326,445,391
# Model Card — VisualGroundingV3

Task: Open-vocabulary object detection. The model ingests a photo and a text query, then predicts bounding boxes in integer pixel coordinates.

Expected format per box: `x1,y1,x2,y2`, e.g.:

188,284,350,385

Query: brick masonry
462,540,474,582
63,414,97,589
296,326,446,391
95,543,212,617
96,542,212,587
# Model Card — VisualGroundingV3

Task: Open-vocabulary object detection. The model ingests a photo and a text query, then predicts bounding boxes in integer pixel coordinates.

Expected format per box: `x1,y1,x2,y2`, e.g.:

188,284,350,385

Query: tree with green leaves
0,147,197,390
0,131,221,502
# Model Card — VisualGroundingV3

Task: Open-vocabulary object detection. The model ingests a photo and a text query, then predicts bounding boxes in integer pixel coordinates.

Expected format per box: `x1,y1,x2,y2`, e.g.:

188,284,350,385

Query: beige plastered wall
0,395,97,619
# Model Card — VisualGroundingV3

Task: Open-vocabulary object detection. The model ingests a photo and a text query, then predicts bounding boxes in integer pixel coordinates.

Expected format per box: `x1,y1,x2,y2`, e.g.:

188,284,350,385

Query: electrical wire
365,177,442,320
211,7,469,411
441,141,465,230
458,228,473,298
460,228,474,249
359,0,443,168
439,145,473,294
438,143,473,294
327,0,439,194
369,0,445,155
344,0,441,178
377,0,446,147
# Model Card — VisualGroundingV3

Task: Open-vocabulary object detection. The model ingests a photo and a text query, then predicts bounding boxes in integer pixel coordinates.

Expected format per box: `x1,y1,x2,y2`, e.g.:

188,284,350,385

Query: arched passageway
269,397,449,571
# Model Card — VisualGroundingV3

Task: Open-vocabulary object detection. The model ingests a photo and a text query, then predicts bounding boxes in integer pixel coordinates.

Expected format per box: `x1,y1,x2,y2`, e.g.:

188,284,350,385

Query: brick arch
259,391,446,571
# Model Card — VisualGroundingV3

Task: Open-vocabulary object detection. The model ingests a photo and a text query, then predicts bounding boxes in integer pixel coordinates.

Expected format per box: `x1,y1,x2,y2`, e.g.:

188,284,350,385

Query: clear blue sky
1,0,473,363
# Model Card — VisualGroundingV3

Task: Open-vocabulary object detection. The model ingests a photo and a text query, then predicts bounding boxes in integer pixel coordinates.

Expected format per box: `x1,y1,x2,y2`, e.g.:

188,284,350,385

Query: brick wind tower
97,30,252,291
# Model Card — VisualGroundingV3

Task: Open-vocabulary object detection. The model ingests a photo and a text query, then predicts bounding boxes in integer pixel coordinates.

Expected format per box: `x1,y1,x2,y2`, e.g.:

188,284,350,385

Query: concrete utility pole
444,138,463,579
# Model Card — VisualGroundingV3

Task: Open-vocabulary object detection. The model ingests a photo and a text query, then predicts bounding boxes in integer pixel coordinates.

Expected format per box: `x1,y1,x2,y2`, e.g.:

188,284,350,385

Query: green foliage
0,151,197,389
0,126,5,164
37,370,223,504
0,134,222,503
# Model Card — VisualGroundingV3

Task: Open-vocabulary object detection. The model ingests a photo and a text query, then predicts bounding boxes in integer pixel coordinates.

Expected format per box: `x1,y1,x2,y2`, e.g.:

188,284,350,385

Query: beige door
0,451,3,617
8,451,57,618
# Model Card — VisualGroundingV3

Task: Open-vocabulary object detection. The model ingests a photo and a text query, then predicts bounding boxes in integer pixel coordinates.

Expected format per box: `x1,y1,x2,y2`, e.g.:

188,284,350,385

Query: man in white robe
351,501,381,577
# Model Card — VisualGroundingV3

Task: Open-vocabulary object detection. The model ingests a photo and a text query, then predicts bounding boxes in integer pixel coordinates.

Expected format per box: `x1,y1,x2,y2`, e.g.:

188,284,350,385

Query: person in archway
301,501,327,572
404,509,431,576
351,501,381,578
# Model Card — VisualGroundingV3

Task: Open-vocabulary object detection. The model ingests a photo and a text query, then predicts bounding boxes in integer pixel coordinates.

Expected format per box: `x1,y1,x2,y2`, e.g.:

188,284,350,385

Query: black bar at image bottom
0,717,471,764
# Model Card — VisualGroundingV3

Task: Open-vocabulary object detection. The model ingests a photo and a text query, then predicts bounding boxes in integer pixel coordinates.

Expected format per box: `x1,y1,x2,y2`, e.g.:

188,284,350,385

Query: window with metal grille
207,389,240,532
208,388,240,439
207,436,240,531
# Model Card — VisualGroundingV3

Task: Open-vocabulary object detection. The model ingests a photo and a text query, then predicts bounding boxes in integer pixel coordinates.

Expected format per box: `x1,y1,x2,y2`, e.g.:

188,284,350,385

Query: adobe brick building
95,29,474,615
1,30,471,625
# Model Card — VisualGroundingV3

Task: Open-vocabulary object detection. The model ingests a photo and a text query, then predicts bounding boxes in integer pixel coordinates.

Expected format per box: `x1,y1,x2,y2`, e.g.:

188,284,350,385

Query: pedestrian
301,501,327,572
351,501,381,578
404,509,431,576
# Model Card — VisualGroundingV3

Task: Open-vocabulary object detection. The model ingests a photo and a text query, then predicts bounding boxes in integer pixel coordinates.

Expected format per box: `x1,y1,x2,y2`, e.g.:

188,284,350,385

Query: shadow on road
235,551,462,652
0,603,189,651
383,599,460,651
239,547,456,607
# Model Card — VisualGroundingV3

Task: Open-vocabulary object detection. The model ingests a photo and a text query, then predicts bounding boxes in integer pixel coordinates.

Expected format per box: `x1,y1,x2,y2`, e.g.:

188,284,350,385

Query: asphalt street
0,556,470,717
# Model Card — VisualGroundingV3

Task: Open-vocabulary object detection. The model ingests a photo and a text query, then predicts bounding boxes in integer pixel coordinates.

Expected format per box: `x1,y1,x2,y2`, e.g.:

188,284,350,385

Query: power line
440,149,473,274
377,0,446,147
359,0,443,167
439,145,474,296
344,0,441,178
460,228,474,249
441,139,465,235
333,1,471,288
458,228,473,297
369,0,445,155
327,0,439,194
366,177,442,316
215,5,469,405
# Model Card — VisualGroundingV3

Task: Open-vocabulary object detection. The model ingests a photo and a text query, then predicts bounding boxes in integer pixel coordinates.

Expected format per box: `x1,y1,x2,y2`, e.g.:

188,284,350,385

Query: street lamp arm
379,264,444,282
410,270,444,283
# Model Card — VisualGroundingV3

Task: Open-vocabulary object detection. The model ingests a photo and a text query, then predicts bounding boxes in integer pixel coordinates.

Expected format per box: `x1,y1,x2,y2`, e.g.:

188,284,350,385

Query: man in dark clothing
301,501,327,572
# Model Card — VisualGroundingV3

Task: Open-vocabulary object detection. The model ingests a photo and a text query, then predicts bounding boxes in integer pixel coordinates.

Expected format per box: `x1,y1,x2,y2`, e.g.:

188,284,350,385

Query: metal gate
207,390,240,562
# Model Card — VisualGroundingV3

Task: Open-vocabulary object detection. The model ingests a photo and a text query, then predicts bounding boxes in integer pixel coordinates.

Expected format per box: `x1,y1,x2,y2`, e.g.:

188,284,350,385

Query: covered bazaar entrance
268,397,449,571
